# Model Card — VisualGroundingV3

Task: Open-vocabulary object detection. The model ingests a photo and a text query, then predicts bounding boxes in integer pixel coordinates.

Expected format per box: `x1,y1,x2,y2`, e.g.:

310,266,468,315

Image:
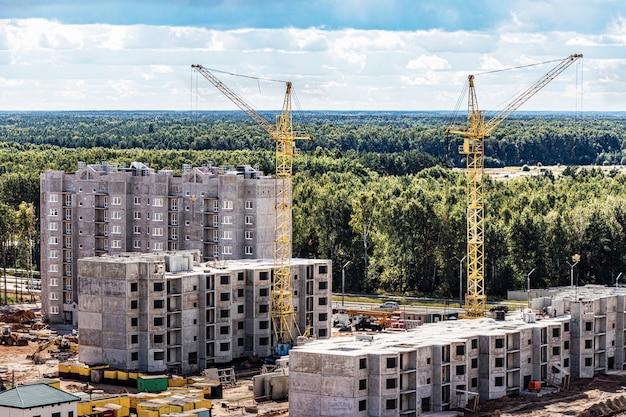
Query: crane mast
446,54,582,317
191,64,310,347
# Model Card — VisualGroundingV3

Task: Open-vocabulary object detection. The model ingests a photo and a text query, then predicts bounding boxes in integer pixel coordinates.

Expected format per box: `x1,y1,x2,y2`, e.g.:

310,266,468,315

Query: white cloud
0,18,623,111
407,55,450,71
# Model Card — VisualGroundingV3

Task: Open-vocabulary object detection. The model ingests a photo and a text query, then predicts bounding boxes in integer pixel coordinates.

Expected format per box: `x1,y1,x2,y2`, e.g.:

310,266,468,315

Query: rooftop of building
79,251,329,273
293,285,626,357
539,284,626,302
75,160,267,178
292,314,568,357
202,257,329,272
0,383,81,409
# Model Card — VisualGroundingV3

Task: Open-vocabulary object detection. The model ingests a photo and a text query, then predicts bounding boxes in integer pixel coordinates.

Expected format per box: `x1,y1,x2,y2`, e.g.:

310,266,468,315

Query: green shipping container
137,375,169,392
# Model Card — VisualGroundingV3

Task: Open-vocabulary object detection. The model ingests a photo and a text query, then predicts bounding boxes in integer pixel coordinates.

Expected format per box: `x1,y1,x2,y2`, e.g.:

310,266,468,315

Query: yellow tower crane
445,54,582,317
191,64,312,350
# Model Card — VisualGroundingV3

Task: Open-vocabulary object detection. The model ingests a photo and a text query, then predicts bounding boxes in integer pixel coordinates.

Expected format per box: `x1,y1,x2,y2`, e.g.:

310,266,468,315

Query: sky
0,0,624,111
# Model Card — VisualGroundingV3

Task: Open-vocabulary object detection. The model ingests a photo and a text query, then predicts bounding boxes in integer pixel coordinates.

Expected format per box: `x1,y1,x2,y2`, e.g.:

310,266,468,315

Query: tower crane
445,54,582,317
191,65,311,352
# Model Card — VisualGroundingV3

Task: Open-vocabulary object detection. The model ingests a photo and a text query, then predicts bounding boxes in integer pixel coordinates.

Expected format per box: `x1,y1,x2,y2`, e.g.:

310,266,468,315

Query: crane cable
473,57,566,76
198,66,288,85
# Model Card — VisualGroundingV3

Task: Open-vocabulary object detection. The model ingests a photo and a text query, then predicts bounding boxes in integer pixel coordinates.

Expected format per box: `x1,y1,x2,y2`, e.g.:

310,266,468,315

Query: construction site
4,53,626,417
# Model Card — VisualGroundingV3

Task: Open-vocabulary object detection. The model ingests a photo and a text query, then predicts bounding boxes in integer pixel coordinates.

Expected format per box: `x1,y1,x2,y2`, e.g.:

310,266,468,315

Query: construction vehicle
334,308,398,331
446,54,582,317
0,325,29,346
354,316,385,332
27,336,78,363
191,65,312,357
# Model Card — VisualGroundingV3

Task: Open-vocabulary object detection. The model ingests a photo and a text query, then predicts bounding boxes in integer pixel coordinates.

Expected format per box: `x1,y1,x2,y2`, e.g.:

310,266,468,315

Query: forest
0,110,625,301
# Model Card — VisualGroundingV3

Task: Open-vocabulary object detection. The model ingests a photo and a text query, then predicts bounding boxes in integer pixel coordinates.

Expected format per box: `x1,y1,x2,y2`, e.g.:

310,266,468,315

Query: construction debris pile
0,308,41,325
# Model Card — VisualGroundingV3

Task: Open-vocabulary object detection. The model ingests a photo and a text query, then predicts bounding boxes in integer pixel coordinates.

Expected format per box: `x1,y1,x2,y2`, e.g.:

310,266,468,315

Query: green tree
0,203,15,304
15,202,36,302
349,189,380,292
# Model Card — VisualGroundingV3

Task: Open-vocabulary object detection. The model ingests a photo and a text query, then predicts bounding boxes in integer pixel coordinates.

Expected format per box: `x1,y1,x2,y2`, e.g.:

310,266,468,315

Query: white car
379,301,399,310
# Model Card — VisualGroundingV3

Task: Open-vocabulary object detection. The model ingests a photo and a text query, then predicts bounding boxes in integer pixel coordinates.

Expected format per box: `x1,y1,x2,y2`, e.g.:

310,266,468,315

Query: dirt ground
2,308,625,417
472,374,626,417
0,339,288,417
4,340,626,417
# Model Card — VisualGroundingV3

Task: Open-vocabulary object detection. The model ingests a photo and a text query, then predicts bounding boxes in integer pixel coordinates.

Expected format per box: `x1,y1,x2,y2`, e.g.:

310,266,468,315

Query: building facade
40,161,276,324
289,286,626,417
78,251,332,374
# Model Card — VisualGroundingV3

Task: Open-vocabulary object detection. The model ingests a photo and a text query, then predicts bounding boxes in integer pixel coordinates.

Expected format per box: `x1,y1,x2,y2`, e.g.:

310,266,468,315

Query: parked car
379,301,399,310
489,305,509,313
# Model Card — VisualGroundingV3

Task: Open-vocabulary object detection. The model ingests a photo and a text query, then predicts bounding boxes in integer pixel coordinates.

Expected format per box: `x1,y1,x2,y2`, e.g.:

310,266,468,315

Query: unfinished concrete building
40,161,276,325
289,285,626,417
78,250,332,374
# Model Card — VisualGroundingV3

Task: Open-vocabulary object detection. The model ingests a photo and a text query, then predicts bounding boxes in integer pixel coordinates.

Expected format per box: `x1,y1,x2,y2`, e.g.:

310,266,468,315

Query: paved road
334,300,464,316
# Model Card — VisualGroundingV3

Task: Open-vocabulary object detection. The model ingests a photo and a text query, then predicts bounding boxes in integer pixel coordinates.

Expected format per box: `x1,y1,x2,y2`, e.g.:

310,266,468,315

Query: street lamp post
527,268,536,309
567,255,580,287
342,261,352,307
455,256,466,307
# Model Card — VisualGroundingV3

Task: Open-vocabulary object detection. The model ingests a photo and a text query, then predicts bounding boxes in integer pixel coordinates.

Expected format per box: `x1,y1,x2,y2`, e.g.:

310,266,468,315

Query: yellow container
36,379,60,389
69,364,82,376
193,398,212,409
103,403,129,417
137,411,159,417
78,365,90,377
137,400,172,415
58,363,70,374
104,370,117,380
128,393,143,410
190,383,211,396
117,370,129,382
168,376,187,387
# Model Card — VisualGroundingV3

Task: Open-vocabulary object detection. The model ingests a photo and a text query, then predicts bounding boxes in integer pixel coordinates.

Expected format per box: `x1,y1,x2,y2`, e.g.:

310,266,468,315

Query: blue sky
0,0,623,111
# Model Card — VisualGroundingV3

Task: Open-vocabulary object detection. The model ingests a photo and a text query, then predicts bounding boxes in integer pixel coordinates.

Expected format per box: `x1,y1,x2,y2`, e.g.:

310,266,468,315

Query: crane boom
192,64,311,348
446,54,582,317
486,54,583,131
191,65,275,136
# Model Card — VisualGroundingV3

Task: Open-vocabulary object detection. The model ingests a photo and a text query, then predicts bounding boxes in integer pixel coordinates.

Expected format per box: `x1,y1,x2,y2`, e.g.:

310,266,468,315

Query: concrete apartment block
41,161,276,325
78,251,203,374
291,286,626,417
78,251,331,374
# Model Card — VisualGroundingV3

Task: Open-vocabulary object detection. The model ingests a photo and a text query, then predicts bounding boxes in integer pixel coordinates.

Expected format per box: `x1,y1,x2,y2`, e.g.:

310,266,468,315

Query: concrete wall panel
321,375,354,397
102,330,126,350
288,392,320,417
321,355,357,377
289,371,321,393
80,345,103,365
78,312,103,331
320,395,355,416
289,351,321,373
